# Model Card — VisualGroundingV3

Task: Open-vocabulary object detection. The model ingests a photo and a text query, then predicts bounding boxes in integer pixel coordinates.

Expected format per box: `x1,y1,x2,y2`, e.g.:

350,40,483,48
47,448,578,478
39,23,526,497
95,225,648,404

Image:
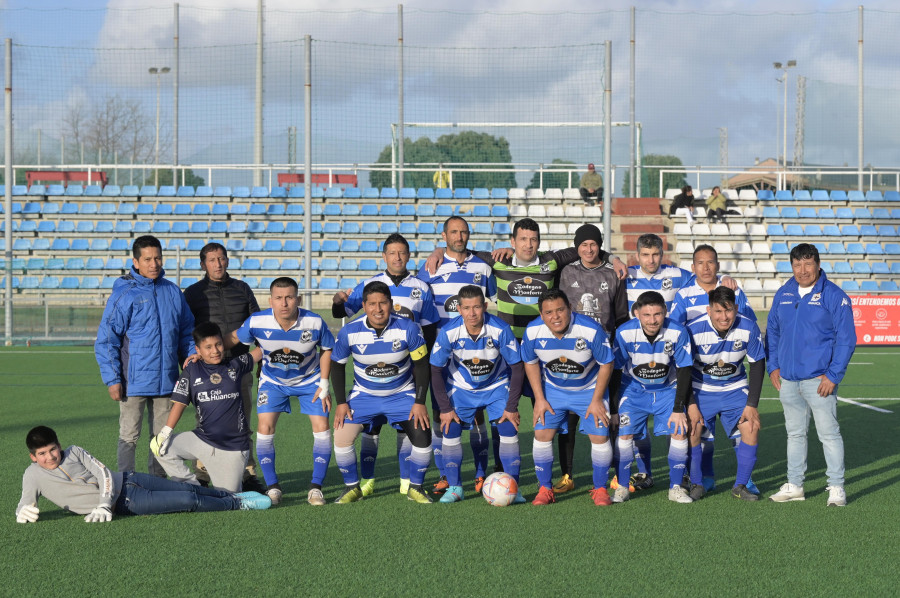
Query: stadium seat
832,261,852,274
770,242,789,254
738,189,758,201
854,207,871,219
872,208,890,219
781,207,799,219
767,224,785,236
435,188,453,200
170,222,189,234
883,243,900,255
757,189,775,200
340,240,359,253
798,207,817,218
804,225,823,236
792,190,811,200
398,188,416,200
195,186,214,197
491,188,508,200
775,190,793,201
762,206,780,219
776,262,792,274
380,188,398,199
846,190,864,202
381,223,398,234
242,258,261,271
157,186,176,197
880,281,899,291
826,242,846,255
435,205,452,217
840,281,860,292
176,186,195,197
810,190,829,201
454,188,471,200
829,190,848,201
415,188,435,200
865,243,884,255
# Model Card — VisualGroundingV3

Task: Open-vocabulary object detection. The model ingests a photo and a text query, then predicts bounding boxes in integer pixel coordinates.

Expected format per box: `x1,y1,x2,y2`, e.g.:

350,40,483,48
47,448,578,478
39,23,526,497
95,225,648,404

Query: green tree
526,158,577,190
620,154,686,198
370,136,445,190
145,168,205,188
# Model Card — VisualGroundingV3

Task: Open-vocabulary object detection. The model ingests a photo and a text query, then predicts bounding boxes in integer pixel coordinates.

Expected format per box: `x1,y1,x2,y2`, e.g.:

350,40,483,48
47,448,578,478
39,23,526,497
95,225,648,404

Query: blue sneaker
702,476,716,492
235,491,272,510
746,477,760,495
512,492,526,504
439,485,464,503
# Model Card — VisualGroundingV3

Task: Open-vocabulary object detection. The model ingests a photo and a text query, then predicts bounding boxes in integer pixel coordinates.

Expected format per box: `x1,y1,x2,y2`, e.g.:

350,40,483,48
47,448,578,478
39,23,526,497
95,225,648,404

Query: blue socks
397,433,412,480
591,441,613,489
441,436,463,486
634,435,652,476
616,437,634,487
533,439,554,488
432,428,445,477
470,423,489,479
334,444,358,485
311,430,332,487
359,432,378,479
667,438,689,488
735,441,758,486
689,443,703,485
409,445,431,486
256,433,277,486
498,434,521,482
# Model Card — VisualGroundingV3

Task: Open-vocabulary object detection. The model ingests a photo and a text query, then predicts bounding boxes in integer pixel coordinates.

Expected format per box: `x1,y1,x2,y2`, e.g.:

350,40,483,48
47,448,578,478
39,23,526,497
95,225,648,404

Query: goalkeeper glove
84,505,113,523
16,504,40,524
150,425,173,457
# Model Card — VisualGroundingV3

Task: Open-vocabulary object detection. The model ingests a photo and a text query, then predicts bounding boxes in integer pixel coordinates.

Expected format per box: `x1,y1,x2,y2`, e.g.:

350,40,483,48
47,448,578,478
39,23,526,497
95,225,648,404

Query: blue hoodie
95,267,195,396
765,270,856,383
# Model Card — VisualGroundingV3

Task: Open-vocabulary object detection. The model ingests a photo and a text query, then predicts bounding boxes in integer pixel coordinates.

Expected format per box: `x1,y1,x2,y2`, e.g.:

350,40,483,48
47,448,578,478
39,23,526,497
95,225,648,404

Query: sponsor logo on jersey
410,288,422,300
702,361,739,379
632,362,670,380
689,297,697,305
268,348,304,370
733,340,743,351
193,377,203,386
393,304,415,320
392,339,402,352
364,362,401,378
445,295,460,313
301,330,312,343
174,378,189,395
356,344,367,354
546,356,586,376
210,373,222,384
508,276,547,305
841,298,848,306
462,357,495,378
811,293,822,302
575,338,587,351
228,368,237,381
257,391,268,406
571,280,580,288
663,341,674,355
196,391,209,402
457,340,466,348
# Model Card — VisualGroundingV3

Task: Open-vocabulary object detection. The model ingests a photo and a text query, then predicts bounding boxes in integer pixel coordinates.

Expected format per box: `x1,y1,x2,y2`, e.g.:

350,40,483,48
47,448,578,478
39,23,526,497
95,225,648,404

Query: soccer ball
481,472,518,506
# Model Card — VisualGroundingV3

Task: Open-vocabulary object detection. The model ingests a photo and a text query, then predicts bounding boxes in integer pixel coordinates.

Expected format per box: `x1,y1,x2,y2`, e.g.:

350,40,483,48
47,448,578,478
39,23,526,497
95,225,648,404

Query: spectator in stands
433,167,451,189
668,185,696,224
95,235,195,478
183,242,263,492
579,163,603,207
706,186,727,223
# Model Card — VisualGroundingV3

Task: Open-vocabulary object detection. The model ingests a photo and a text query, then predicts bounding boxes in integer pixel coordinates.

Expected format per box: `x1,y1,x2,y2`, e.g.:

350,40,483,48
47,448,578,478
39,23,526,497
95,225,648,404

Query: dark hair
382,233,410,253
192,321,223,346
636,233,663,252
512,218,540,242
362,280,391,303
442,215,469,234
632,290,666,314
789,242,820,264
708,286,736,309
200,242,227,262
693,244,718,262
682,185,692,194
538,288,570,311
132,235,162,259
26,426,59,454
457,284,485,302
270,277,298,293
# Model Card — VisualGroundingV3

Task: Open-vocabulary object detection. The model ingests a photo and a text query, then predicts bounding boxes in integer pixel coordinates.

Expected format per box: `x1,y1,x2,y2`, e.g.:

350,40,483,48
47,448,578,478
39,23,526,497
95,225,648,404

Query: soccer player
430,285,524,503
332,233,438,496
330,281,433,504
223,277,335,507
520,289,616,506
16,425,270,524
611,291,695,504
150,322,264,493
684,287,765,501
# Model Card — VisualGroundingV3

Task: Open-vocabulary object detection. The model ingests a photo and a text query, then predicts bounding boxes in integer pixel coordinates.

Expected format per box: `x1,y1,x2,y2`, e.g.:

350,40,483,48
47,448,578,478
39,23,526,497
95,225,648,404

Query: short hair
512,218,540,242
712,185,721,193
382,233,410,253
538,288,570,311
362,280,391,302
270,277,298,293
636,233,663,253
708,286,736,309
132,235,162,259
442,215,469,234
682,185,692,194
200,242,227,262
457,285,485,302
26,426,59,454
693,244,718,262
632,290,666,314
789,242,820,264
192,321,223,346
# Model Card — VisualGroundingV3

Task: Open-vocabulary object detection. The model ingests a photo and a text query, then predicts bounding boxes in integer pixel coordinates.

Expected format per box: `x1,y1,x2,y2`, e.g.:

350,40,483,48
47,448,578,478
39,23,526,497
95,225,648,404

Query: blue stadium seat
323,204,341,216
37,221,56,233
210,222,227,234
41,202,60,215
343,187,362,200
767,224,785,236
817,208,836,220
847,190,865,201
133,222,151,233
417,240,436,253
323,222,340,234
417,205,436,217
472,205,490,217
32,239,51,250
245,239,264,252
260,258,280,270
798,208,817,218
473,223,491,235
811,190,829,201
320,258,339,270
21,201,41,214
339,258,357,271
793,190,811,200
322,240,340,253
835,208,854,219
194,186,213,197
859,225,877,236
110,239,129,252
454,188,472,200
762,206,780,219
491,188,508,200
360,240,379,253
71,239,89,252
884,191,900,202
841,281,859,292
803,225,823,236
474,241,491,252
872,262,890,275
399,222,416,235
47,185,65,196
880,281,899,292
775,261,792,274
865,243,883,255
228,222,247,234
872,208,890,219
845,242,864,255
190,203,211,216
865,190,883,201
80,276,100,290
826,242,846,255
852,262,871,275
472,188,490,200
358,259,379,271
324,187,343,200
117,203,135,216
263,240,283,252
822,225,841,236
175,186,195,197
379,205,398,217
491,205,510,218
310,222,323,234
435,188,453,200
25,258,44,270
833,261,852,274
399,205,416,217
853,207,871,219
225,240,244,252
264,222,283,234
876,225,896,237
89,239,109,252
883,243,900,255
102,185,121,197
784,224,804,236
242,258,261,271
359,204,378,217
190,222,208,234
381,223,398,234
280,258,300,271
65,185,84,197
250,186,269,198
755,189,773,200
418,222,437,235
105,258,126,271
319,277,339,290
770,242,789,254
829,190,847,201
284,222,303,235
39,276,60,289
172,203,190,215
435,205,453,217
342,222,361,235
839,225,859,237
417,188,435,200
270,186,287,198
781,207,799,218
775,190,793,201
341,240,359,252
59,202,78,215
360,222,378,235
171,222,189,234
27,184,46,196
360,187,378,199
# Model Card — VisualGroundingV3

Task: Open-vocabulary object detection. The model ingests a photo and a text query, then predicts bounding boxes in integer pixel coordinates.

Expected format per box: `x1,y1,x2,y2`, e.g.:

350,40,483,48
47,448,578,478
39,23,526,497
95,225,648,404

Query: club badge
301,330,312,343
410,288,421,300
575,338,587,351
209,373,222,384
392,339,402,352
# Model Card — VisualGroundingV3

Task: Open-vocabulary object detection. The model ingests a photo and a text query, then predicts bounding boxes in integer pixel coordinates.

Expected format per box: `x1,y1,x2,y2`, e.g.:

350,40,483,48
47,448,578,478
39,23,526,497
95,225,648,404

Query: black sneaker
688,483,707,501
732,484,760,501
242,475,266,493
630,473,654,491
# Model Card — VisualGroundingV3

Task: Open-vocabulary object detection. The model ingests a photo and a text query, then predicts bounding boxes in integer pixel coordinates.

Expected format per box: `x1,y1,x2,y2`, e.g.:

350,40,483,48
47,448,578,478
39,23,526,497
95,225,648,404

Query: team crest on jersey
392,339,402,351
394,303,402,312
228,368,237,381
733,340,743,351
663,341,674,355
210,373,222,384
619,414,631,426
257,391,269,406
486,338,495,349
174,378,189,395
473,273,482,283
599,281,608,292
575,338,587,351
410,288,422,300
811,293,822,302
301,330,312,343
662,278,673,290
540,263,551,273
193,377,203,386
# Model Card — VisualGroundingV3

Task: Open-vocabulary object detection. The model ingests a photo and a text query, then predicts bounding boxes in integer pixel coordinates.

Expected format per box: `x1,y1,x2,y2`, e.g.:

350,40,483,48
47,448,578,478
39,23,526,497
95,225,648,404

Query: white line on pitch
837,397,893,413
849,362,873,365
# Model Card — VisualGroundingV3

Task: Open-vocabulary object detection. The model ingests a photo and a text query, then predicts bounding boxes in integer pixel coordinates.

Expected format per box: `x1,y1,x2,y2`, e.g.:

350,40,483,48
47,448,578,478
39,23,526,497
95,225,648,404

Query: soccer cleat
630,473,654,491
334,485,364,504
360,477,375,497
399,478,410,494
552,474,575,494
682,474,692,489
236,491,272,510
241,475,267,494
307,488,326,506
432,476,449,496
438,485,465,503
590,487,612,506
610,475,636,493
668,485,694,503
731,484,759,501
407,484,434,504
612,486,630,504
826,486,847,507
512,492,527,504
702,476,716,492
266,484,283,506
474,476,486,494
769,483,805,502
745,477,760,495
688,484,706,501
532,486,556,505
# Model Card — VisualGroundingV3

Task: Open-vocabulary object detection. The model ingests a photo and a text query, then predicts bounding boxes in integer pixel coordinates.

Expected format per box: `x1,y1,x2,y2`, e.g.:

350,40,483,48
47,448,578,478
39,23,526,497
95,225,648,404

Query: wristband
318,378,330,394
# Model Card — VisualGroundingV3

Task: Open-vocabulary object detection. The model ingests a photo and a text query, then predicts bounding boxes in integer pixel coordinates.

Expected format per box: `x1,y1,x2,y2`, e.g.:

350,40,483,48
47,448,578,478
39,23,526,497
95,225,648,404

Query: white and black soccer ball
481,472,518,507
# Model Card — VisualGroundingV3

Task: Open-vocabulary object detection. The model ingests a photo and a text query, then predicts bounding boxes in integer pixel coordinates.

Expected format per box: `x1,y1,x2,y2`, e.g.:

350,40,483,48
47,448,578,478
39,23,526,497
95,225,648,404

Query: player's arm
424,247,447,275
74,446,116,523
95,290,130,401
585,361,613,428
223,328,243,350
249,346,264,364
430,364,459,433
409,343,431,429
422,322,438,351
153,372,191,456
331,290,351,319
667,366,693,435
15,471,41,524
612,277,629,330
313,349,333,412
176,293,196,360
525,361,555,426
823,291,857,396
740,358,766,434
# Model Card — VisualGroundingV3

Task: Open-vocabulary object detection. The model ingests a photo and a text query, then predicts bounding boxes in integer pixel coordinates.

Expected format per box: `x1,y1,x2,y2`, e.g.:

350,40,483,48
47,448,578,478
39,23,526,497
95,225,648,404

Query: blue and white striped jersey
614,317,692,390
668,276,756,326
687,313,765,394
417,253,496,327
343,272,440,326
520,313,614,393
430,312,520,393
332,314,428,398
625,264,694,315
236,308,335,388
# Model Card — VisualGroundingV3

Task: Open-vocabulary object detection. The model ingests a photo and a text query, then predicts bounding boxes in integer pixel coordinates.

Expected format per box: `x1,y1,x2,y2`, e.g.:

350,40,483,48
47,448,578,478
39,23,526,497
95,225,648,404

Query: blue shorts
617,384,678,437
257,380,327,417
694,387,749,440
449,385,508,425
535,385,609,436
346,389,416,426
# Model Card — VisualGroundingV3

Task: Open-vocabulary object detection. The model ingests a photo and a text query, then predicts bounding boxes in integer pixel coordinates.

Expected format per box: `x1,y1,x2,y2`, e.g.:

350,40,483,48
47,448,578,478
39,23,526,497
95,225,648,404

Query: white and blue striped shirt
344,272,440,326
625,264,694,315
687,313,765,394
417,253,496,327
430,312,520,393
614,317,692,390
669,276,756,327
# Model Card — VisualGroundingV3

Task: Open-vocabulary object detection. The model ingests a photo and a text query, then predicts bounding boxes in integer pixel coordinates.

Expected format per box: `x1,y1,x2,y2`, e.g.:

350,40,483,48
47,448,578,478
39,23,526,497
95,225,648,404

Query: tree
526,158,576,190
145,168,205,188
370,136,446,190
620,154,687,198
63,94,163,166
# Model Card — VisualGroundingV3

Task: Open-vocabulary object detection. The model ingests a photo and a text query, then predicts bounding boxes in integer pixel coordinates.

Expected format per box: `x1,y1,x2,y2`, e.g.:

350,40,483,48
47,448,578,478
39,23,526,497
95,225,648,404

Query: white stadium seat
737,260,757,274
508,188,526,200
757,260,776,274
544,188,563,200
676,241,694,255
723,189,738,200
563,188,581,201
742,279,763,292
738,189,758,201
565,205,584,219
567,222,581,235
733,242,752,254
673,223,693,236
692,223,711,236
547,205,565,218
694,206,707,219
548,223,567,236
525,188,544,200
750,241,771,254
710,223,730,236
747,224,767,237
549,241,568,251
743,206,761,218
665,188,680,199
763,279,782,291
583,206,602,218
539,241,550,251
528,205,546,218
679,259,693,270
714,242,734,256
720,259,737,272
729,223,748,236
510,205,527,217
538,222,548,234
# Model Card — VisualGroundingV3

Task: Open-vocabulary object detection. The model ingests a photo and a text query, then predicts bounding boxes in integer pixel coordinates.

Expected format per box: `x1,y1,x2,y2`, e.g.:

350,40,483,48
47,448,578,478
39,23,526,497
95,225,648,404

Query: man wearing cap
579,163,603,206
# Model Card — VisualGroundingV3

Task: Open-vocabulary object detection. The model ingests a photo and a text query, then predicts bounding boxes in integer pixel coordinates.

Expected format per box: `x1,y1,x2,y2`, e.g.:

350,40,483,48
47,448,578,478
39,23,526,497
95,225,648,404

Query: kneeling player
151,322,263,493
521,289,616,506
430,285,525,503
685,287,765,501
330,281,434,504
16,426,270,524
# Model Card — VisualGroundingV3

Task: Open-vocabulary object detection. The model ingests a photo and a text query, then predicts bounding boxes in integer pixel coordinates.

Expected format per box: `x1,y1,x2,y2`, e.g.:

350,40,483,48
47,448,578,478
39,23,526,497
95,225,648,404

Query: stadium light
774,60,797,180
149,66,171,187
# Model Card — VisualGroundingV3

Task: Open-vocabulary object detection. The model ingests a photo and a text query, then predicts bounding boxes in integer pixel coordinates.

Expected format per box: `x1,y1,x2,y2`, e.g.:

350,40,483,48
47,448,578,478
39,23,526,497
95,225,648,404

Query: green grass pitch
0,346,897,596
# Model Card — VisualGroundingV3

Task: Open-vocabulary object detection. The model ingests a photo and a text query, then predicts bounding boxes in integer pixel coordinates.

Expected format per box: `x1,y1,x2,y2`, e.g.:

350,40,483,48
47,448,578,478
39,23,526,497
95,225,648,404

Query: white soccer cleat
307,488,326,506
266,485,283,506
667,485,693,503
826,485,846,507
769,482,805,502
611,486,630,504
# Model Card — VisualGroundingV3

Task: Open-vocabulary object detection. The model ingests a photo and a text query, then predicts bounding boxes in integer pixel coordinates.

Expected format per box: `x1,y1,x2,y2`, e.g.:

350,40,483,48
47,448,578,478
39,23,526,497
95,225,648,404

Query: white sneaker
266,486,283,506
612,486,630,504
826,486,846,507
769,482,805,502
668,485,693,503
307,488,326,506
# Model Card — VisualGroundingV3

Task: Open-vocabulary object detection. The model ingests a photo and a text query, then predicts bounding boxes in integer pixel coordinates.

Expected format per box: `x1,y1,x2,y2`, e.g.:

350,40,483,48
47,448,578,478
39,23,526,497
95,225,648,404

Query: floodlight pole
857,5,864,192
774,60,796,188
4,39,12,345
603,41,612,251
149,66,170,187
397,4,404,190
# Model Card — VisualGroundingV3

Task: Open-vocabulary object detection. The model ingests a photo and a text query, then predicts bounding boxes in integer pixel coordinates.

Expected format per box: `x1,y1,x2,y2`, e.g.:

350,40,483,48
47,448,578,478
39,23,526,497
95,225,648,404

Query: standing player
330,281,433,504
520,289,616,506
684,287,765,501
611,291,695,504
332,233,438,496
223,277,334,507
430,285,524,503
